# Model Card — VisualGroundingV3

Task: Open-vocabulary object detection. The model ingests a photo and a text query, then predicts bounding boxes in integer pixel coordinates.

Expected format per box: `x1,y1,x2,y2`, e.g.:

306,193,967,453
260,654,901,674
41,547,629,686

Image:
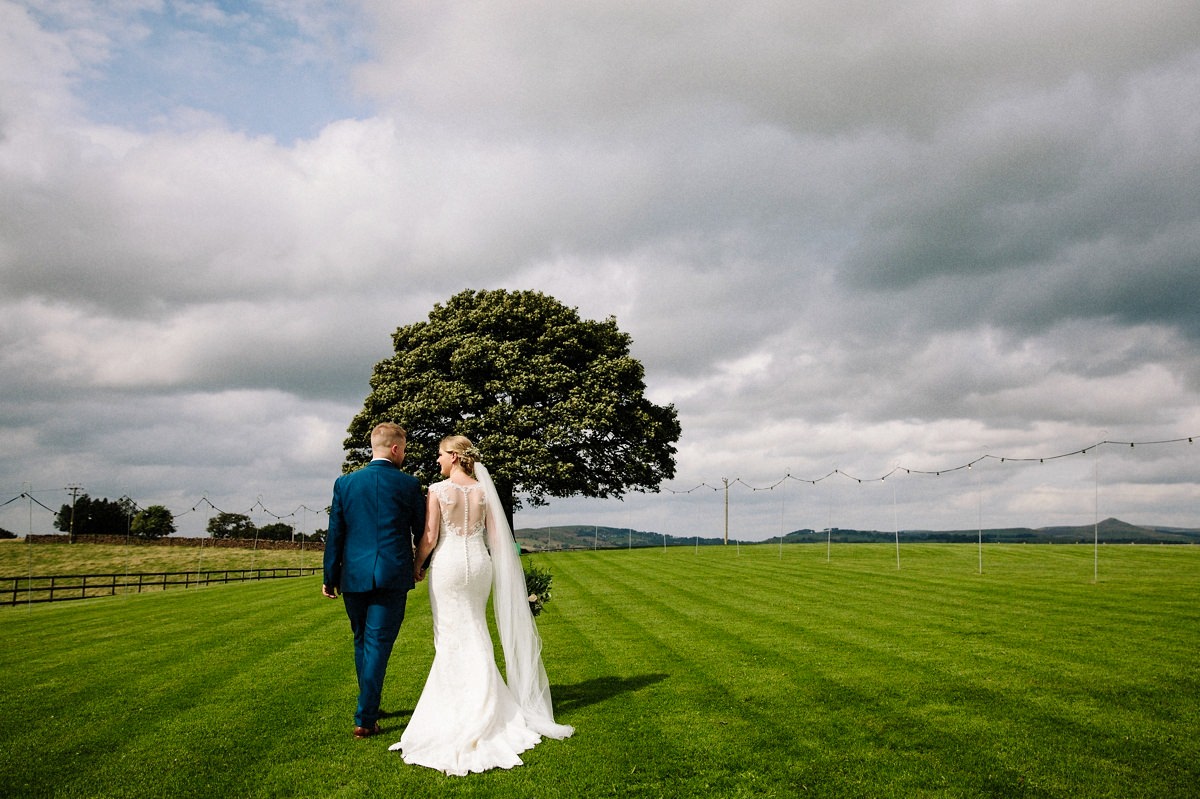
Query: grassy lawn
1,543,1197,798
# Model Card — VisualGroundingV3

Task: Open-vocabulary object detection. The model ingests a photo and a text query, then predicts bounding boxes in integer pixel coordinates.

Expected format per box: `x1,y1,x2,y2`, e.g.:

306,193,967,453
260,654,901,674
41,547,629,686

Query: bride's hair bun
441,435,480,477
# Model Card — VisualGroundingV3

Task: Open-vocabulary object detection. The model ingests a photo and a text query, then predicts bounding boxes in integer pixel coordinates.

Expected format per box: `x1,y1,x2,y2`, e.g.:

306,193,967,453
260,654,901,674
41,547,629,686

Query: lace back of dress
436,482,486,539
436,481,487,589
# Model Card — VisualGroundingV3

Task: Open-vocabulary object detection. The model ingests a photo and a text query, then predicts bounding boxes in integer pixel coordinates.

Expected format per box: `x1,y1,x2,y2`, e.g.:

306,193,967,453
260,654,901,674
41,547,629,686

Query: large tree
130,505,176,540
344,289,681,524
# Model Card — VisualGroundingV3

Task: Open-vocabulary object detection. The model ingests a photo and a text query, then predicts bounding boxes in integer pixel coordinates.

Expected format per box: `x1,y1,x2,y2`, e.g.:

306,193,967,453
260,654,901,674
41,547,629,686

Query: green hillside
517,517,1200,551
515,524,729,551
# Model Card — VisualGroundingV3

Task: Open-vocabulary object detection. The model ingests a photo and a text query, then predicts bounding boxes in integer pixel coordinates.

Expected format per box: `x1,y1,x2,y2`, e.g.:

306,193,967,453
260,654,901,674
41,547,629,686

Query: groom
323,422,425,738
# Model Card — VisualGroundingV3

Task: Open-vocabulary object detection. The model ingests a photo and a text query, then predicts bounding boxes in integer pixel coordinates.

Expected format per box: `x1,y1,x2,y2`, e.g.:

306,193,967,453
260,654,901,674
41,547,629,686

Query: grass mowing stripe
662,545,1200,796
648,550,1048,794
562,549,888,785
547,557,822,797
3,580,338,797
541,552,826,795
825,542,1200,791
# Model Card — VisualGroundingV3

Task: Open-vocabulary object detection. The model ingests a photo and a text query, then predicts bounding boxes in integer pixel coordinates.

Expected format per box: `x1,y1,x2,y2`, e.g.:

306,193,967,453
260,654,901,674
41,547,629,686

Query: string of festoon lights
172,497,326,523
0,491,326,524
660,435,1197,494
4,435,1195,519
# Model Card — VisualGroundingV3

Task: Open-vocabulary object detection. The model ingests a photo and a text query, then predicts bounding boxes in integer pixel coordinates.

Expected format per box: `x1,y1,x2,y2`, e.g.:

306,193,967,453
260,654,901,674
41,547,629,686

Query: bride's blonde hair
441,435,481,478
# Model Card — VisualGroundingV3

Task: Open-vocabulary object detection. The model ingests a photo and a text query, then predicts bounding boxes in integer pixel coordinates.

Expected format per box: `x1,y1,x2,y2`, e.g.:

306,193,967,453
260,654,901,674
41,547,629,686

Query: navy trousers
341,587,408,728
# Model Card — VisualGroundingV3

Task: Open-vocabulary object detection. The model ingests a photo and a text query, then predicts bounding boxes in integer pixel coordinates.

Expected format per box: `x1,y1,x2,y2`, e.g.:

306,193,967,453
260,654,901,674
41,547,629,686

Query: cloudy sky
3,0,1198,542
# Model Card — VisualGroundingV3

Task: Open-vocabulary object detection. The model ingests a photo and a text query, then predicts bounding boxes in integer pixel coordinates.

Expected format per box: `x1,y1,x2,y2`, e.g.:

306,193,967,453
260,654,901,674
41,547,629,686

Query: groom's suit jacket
324,458,425,593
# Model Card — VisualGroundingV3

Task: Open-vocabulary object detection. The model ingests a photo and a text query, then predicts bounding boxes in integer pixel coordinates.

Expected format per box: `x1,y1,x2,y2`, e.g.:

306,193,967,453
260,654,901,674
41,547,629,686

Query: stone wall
24,534,324,551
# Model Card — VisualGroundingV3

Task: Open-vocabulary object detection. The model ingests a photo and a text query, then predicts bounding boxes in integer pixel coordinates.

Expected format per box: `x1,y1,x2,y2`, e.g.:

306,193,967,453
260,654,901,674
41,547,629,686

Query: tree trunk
494,476,517,534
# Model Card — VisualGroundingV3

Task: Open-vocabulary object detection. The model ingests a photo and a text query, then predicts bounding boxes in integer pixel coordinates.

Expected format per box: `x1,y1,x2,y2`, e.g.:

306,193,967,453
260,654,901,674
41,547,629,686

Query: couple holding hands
322,423,573,776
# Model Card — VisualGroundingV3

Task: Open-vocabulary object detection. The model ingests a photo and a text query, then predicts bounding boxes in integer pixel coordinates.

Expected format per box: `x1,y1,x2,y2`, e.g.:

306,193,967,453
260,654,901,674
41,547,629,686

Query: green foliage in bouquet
523,560,553,617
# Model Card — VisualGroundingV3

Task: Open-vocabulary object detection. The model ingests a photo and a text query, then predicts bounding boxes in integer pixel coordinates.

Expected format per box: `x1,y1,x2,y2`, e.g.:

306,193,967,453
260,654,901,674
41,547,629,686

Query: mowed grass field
1,542,1197,798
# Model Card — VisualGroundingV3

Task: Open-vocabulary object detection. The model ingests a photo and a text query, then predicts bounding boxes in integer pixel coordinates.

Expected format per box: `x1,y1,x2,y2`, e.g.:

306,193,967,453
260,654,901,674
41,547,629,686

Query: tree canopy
54,495,135,538
206,512,257,540
131,505,176,539
257,522,295,541
344,289,681,522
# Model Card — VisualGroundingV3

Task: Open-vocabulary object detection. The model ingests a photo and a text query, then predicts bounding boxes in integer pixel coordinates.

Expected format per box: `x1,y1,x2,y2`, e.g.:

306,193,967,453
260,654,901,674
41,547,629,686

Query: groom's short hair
370,423,407,448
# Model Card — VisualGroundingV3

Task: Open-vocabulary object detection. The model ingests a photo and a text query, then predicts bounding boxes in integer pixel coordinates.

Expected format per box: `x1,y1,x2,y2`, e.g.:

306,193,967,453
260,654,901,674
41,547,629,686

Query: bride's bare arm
414,490,441,581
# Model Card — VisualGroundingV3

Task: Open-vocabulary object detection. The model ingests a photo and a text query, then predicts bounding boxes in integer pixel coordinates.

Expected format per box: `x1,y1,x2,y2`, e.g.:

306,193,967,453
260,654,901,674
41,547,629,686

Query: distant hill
514,518,1200,551
514,524,728,552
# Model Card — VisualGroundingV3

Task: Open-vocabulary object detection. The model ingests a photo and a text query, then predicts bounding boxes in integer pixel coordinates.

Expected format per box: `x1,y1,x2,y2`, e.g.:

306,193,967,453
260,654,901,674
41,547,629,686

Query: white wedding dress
391,470,572,775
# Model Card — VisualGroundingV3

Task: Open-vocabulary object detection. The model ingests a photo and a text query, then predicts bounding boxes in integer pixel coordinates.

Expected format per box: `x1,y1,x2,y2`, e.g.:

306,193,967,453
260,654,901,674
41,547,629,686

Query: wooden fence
1,567,319,606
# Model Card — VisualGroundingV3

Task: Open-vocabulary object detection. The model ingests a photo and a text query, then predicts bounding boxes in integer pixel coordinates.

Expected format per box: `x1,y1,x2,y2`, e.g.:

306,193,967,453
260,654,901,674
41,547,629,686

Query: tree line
202,511,324,542
52,495,324,542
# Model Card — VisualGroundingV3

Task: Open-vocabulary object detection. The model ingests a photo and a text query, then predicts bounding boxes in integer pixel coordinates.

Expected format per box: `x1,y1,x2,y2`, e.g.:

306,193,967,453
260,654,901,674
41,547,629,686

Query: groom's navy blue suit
324,458,425,730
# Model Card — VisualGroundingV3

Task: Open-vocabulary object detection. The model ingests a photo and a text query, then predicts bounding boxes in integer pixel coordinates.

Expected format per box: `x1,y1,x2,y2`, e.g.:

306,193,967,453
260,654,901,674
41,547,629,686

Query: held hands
413,545,429,582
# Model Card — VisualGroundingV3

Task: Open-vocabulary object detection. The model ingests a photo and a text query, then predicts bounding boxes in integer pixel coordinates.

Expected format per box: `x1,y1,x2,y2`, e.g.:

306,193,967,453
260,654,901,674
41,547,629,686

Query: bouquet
523,560,553,617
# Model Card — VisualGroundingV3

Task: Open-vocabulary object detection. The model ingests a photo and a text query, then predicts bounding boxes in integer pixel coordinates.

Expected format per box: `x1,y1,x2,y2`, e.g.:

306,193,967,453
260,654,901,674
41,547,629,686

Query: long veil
475,463,574,740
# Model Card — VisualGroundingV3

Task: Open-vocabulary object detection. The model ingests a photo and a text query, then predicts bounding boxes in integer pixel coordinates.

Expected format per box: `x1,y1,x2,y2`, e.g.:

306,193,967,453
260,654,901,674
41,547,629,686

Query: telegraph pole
65,484,83,544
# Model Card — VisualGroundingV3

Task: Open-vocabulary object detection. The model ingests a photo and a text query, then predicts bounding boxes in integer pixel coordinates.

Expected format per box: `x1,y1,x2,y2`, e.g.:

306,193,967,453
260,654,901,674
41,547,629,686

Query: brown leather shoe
353,722,381,739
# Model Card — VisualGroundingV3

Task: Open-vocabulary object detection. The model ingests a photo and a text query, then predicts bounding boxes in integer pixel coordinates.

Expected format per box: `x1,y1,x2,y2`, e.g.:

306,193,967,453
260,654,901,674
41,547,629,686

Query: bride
391,435,573,775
